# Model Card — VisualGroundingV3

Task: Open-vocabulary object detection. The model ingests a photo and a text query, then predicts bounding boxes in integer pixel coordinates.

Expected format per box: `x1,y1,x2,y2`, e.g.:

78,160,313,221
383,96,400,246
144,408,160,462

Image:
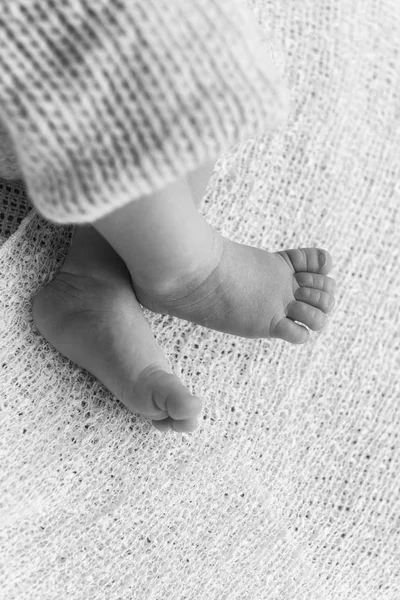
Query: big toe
286,300,328,331
272,317,311,344
131,366,203,433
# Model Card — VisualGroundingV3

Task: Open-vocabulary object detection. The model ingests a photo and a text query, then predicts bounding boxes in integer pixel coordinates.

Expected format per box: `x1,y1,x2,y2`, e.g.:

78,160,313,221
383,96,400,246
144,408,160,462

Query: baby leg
92,162,336,343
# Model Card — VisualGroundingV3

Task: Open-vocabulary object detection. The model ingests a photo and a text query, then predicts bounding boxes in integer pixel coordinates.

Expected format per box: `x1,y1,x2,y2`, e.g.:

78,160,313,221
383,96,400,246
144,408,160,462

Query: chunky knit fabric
0,120,20,180
0,0,287,224
1,0,400,599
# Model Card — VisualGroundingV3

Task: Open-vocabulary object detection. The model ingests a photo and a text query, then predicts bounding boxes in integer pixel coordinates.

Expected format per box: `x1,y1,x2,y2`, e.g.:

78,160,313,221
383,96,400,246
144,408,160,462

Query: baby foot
32,227,202,433
133,234,336,344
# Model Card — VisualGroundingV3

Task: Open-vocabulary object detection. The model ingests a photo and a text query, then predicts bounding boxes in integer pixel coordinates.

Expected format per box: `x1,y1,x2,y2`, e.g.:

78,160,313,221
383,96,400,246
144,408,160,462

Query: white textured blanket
1,1,400,599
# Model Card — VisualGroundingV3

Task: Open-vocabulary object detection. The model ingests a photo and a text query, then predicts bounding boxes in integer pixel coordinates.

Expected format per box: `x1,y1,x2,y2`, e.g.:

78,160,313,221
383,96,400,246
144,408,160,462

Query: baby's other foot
32,227,202,433
134,234,336,344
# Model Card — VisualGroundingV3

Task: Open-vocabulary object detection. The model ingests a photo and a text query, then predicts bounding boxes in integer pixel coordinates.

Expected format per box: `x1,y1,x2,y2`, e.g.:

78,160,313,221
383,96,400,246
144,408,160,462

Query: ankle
131,227,224,306
61,225,129,281
92,173,219,297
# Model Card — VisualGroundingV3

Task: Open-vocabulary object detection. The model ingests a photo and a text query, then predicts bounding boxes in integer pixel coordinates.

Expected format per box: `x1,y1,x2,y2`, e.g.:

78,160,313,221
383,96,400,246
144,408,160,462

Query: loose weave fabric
1,0,400,599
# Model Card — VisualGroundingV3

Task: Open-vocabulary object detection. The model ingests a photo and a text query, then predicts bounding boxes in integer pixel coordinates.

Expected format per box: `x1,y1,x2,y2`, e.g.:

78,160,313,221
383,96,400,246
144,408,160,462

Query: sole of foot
131,233,336,345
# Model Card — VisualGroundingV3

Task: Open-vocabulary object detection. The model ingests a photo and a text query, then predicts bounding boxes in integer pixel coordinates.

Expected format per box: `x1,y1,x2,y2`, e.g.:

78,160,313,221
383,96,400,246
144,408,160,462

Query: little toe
295,272,336,295
286,300,328,331
294,286,335,313
272,317,310,344
279,248,333,275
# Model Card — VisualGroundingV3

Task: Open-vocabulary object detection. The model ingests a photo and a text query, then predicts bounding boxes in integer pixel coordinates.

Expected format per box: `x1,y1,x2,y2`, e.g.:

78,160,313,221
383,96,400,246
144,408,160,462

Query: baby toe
280,248,333,275
286,300,328,331
152,372,203,421
295,272,336,295
272,317,310,344
152,415,199,434
132,367,202,431
294,286,335,313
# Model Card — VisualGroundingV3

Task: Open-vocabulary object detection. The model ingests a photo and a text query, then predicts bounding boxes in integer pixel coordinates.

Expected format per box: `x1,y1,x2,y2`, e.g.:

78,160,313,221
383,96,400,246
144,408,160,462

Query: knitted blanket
1,1,400,598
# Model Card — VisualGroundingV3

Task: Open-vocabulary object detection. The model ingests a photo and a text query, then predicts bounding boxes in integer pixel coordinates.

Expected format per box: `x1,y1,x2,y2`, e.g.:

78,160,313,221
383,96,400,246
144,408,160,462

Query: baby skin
32,160,336,434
